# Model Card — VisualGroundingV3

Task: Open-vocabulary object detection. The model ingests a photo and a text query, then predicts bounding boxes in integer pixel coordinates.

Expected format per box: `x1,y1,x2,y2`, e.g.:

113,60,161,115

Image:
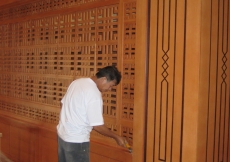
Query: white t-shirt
57,78,104,143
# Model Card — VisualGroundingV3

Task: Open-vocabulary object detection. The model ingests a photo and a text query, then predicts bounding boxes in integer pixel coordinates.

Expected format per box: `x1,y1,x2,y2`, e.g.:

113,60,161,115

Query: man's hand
114,134,126,147
93,125,126,147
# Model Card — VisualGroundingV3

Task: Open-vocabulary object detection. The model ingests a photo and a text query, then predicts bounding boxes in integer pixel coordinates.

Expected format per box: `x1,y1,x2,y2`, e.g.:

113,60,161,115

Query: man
57,66,127,162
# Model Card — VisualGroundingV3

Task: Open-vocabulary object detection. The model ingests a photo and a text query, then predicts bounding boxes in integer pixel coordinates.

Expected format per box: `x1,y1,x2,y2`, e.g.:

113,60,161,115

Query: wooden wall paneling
0,0,20,6
0,0,40,9
133,0,148,161
215,0,230,161
90,141,132,162
146,0,230,162
91,1,136,161
198,0,230,162
146,0,187,161
0,0,120,26
38,128,58,162
75,8,97,77
0,120,10,158
9,126,20,161
0,114,57,162
91,1,120,142
120,0,136,149
182,0,201,161
0,0,136,161
198,0,213,161
18,127,37,162
0,116,40,162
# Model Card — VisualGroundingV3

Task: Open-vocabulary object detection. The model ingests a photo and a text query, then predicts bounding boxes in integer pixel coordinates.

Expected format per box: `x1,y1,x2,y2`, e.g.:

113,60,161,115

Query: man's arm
93,125,126,147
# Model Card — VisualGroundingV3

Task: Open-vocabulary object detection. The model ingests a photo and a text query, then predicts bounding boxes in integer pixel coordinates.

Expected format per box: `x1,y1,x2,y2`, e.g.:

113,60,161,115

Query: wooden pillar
133,0,149,161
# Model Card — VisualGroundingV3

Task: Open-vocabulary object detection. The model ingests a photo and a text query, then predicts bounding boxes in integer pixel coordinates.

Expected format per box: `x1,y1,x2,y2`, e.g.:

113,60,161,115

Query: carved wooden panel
146,0,230,162
146,0,185,161
0,0,136,161
121,1,136,145
199,0,230,162
0,0,105,20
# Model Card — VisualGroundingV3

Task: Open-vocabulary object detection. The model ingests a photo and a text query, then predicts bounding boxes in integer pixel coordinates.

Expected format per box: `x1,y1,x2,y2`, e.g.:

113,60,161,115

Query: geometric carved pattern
122,83,134,120
0,100,59,124
122,103,134,120
122,2,136,124
0,0,136,146
0,0,103,21
0,74,73,106
159,0,170,160
124,2,136,21
146,0,180,161
206,1,230,162
96,6,118,42
96,5,120,118
76,45,95,76
146,0,230,162
96,5,119,67
102,89,117,117
59,14,77,43
77,10,96,42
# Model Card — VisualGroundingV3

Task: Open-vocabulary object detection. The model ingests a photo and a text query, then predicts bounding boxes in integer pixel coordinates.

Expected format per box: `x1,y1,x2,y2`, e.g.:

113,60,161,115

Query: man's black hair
96,66,122,85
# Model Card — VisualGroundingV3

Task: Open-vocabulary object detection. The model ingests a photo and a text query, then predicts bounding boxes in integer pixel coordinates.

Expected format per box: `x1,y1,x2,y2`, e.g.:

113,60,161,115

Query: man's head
95,66,122,92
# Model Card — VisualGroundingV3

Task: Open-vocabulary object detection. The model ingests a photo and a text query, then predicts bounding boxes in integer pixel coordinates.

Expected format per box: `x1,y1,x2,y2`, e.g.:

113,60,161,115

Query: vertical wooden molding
198,0,212,161
133,0,149,161
182,0,201,161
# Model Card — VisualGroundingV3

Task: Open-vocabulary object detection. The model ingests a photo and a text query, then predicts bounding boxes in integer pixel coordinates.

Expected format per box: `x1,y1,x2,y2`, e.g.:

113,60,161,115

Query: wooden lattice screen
0,0,136,160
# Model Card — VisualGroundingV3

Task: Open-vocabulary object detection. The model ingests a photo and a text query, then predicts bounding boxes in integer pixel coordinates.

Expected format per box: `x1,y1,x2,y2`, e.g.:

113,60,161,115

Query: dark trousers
58,135,90,162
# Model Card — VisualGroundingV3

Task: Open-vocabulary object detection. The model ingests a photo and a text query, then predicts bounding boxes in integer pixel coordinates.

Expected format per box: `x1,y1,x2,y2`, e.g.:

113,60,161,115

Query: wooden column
133,0,149,161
